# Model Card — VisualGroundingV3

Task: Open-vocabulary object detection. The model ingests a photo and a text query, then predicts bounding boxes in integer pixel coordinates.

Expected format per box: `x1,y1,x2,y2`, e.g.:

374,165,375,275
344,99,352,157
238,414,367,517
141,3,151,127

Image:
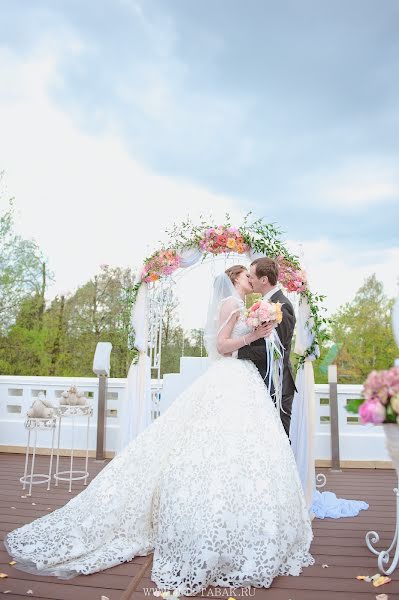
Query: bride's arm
217,316,270,355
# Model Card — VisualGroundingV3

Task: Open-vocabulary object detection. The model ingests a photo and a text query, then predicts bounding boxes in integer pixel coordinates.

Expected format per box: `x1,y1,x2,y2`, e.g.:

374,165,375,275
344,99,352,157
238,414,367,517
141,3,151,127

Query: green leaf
345,398,364,414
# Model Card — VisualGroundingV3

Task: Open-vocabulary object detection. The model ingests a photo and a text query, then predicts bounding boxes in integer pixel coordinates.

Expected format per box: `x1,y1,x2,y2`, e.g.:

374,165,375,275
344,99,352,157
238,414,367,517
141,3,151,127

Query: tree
59,265,137,377
0,194,53,333
331,274,397,383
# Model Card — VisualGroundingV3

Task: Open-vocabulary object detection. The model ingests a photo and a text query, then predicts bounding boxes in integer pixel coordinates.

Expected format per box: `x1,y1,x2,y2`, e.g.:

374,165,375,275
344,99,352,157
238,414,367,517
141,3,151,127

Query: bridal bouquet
346,366,399,424
245,298,284,411
245,298,283,333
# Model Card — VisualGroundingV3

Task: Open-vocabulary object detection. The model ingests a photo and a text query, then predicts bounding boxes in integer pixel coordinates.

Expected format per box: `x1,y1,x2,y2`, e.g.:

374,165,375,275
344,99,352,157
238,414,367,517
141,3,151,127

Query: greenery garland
128,213,330,367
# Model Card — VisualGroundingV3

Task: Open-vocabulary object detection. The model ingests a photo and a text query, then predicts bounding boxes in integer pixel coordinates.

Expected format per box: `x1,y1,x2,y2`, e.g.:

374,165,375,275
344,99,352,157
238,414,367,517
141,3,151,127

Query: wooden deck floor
1,454,399,600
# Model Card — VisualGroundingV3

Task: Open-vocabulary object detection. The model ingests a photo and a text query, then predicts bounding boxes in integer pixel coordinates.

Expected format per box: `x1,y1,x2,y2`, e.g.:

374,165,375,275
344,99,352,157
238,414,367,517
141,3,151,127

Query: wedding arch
119,214,329,509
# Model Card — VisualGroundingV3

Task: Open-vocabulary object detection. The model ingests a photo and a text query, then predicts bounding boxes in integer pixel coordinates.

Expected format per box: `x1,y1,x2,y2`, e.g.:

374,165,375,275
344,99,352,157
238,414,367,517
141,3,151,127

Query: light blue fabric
312,490,369,519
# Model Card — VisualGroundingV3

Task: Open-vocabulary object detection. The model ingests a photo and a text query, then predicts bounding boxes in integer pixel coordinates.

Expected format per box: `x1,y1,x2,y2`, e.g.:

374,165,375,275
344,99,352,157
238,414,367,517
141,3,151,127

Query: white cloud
0,46,242,299
301,159,399,210
295,238,399,314
1,43,398,338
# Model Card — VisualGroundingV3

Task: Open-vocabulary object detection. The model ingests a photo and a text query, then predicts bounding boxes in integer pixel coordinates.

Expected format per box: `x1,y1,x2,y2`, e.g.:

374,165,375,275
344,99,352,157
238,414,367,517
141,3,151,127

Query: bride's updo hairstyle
225,265,247,286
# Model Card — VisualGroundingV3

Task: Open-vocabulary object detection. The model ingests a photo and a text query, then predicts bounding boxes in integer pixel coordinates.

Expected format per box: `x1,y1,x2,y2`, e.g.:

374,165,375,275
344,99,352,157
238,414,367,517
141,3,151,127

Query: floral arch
120,214,328,509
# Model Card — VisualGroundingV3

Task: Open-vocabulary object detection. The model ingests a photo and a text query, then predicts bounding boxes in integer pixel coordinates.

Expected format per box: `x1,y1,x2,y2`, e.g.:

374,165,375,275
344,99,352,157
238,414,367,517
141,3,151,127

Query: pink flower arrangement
277,256,307,293
359,398,386,425
347,367,399,425
246,299,283,331
199,226,249,255
141,249,181,283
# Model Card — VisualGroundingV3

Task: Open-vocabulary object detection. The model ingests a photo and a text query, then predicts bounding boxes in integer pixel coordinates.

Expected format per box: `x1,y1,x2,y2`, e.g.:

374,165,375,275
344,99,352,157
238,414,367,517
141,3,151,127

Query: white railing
0,376,124,453
0,374,391,463
315,384,390,462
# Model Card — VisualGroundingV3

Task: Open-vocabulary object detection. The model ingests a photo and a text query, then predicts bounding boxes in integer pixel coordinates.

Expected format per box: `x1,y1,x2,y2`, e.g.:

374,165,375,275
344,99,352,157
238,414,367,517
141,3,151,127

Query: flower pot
383,423,399,475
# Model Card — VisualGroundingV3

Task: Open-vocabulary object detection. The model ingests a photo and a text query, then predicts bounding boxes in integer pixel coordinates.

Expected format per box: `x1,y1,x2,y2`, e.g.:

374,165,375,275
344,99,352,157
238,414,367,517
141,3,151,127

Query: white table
20,416,57,496
54,404,93,492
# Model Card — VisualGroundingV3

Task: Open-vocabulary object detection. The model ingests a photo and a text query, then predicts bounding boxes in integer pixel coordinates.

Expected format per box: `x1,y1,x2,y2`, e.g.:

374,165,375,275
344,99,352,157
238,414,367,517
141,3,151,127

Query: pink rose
359,398,386,425
287,280,298,292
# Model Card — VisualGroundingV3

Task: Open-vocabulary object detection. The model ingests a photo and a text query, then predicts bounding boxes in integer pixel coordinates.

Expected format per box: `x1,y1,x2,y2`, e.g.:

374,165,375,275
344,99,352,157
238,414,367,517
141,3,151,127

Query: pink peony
385,367,399,396
359,398,386,424
363,370,390,403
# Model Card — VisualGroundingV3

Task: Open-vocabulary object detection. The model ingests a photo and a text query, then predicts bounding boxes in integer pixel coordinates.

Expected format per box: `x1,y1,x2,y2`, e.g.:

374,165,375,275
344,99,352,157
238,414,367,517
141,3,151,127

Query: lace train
5,358,314,595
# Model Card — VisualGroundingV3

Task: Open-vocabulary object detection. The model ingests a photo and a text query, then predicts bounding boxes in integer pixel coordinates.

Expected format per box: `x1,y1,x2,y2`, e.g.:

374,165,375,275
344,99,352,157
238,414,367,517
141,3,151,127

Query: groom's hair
251,257,279,285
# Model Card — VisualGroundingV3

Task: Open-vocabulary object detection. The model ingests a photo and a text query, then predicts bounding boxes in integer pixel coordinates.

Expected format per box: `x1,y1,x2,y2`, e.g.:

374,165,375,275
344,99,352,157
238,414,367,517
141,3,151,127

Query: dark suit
237,289,297,438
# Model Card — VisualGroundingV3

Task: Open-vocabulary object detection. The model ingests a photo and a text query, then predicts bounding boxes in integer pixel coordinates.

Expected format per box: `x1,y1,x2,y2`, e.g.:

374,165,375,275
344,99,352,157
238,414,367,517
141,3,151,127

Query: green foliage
0,265,138,378
164,213,330,366
0,198,53,333
0,195,396,385
346,398,364,414
330,274,397,383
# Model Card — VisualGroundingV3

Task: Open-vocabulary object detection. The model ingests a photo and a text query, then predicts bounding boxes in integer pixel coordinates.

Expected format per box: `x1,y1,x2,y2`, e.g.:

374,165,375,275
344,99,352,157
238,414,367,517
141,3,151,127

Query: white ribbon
263,331,285,415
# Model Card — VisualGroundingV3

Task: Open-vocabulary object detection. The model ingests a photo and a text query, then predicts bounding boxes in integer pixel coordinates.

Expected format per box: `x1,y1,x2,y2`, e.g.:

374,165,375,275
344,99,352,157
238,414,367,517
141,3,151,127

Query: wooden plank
0,562,135,589
2,454,399,600
0,577,122,600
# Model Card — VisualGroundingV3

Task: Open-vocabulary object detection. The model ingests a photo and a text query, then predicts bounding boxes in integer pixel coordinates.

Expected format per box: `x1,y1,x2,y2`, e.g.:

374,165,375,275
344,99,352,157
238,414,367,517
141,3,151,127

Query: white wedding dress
5,300,314,596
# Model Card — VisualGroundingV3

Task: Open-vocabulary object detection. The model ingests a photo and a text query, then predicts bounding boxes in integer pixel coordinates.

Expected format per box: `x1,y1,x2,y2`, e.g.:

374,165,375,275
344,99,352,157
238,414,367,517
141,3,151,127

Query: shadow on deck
1,454,399,599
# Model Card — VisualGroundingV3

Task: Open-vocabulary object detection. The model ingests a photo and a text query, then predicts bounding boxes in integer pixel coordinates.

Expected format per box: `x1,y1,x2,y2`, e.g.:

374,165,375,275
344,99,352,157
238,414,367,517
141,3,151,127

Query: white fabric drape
177,246,203,268
119,280,152,451
290,359,316,511
290,295,318,513
120,248,203,452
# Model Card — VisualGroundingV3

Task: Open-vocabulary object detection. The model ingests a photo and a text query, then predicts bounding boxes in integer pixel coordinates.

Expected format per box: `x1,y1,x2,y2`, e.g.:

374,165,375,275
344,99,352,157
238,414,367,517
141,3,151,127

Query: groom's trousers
237,343,297,440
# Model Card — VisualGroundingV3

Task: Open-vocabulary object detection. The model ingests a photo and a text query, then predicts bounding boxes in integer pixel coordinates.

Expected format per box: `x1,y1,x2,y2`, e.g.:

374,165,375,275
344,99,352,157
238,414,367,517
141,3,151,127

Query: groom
237,257,297,438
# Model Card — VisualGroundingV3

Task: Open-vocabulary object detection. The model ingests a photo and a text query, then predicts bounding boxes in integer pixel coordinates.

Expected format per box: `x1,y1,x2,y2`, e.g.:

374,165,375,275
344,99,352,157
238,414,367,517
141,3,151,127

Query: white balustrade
0,368,393,463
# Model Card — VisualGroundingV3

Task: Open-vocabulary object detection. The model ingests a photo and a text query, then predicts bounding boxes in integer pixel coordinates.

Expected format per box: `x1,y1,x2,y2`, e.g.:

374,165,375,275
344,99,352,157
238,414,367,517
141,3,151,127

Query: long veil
203,273,244,361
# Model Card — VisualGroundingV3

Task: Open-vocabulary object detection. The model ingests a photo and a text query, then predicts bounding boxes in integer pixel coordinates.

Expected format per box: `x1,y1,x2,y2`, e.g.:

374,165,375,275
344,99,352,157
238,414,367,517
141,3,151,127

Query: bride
5,265,314,596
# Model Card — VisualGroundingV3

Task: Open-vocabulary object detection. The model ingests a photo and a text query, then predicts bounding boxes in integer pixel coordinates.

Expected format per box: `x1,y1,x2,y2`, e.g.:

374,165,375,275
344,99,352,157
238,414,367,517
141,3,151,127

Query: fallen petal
0,574,8,579
376,594,388,600
374,576,391,588
101,596,110,600
31,503,36,506
322,564,329,568
10,507,16,510
8,561,16,566
357,575,367,580
27,591,33,595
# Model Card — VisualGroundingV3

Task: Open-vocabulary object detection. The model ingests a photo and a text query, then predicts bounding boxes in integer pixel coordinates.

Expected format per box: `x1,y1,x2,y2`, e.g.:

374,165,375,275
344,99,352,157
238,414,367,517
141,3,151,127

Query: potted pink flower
347,366,399,471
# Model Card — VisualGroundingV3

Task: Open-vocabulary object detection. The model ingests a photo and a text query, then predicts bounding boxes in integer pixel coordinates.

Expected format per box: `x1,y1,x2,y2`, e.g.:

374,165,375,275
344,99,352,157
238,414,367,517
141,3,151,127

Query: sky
0,0,398,329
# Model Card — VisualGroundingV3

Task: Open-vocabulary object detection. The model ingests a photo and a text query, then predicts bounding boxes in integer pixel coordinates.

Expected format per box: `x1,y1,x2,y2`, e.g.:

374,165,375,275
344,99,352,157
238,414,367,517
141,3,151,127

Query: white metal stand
54,404,93,493
20,416,57,497
366,475,399,575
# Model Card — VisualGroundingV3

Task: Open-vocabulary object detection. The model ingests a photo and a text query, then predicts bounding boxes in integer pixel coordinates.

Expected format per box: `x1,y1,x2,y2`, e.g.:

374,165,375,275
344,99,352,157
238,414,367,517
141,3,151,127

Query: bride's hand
251,321,274,341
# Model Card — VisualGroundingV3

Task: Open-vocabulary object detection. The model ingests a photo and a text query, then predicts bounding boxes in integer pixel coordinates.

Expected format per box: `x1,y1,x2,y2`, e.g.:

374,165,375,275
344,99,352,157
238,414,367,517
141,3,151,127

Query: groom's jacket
237,289,297,397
